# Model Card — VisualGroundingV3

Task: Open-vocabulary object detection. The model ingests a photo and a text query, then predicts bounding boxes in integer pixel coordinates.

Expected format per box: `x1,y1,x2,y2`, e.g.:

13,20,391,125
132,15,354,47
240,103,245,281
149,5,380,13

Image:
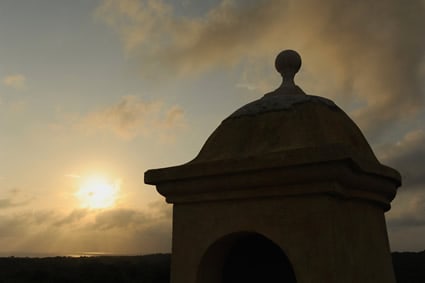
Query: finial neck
282,72,296,86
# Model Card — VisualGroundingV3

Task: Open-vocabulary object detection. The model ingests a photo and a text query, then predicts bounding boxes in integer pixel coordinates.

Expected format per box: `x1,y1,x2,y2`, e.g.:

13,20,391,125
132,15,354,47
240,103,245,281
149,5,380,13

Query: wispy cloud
2,74,27,90
96,0,425,139
64,174,81,179
77,95,186,140
377,129,425,189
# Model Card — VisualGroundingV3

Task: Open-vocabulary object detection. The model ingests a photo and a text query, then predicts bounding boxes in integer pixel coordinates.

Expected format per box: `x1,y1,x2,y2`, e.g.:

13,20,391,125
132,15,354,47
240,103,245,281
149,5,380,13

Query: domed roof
192,50,379,167
145,50,400,205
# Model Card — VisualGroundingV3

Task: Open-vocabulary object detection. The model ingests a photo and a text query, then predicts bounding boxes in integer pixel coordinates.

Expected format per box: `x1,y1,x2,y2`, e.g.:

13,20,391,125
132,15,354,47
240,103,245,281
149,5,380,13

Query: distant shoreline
0,252,168,258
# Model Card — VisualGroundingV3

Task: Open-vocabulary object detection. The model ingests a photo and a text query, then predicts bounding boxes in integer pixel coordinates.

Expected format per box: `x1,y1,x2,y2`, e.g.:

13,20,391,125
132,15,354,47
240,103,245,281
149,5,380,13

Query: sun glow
76,175,119,209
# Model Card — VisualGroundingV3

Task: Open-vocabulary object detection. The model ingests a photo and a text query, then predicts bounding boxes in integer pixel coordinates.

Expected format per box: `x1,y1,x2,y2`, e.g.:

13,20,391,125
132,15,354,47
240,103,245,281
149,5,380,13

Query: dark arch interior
222,234,297,283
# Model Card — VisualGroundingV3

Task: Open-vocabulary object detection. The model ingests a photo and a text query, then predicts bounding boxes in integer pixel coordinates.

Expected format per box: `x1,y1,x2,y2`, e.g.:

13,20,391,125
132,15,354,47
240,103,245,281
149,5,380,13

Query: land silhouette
0,251,423,282
0,254,169,283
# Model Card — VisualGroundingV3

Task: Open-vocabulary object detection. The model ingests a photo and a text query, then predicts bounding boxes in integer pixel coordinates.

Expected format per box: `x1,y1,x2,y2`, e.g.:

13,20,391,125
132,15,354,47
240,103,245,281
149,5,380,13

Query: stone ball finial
275,49,302,76
274,50,303,92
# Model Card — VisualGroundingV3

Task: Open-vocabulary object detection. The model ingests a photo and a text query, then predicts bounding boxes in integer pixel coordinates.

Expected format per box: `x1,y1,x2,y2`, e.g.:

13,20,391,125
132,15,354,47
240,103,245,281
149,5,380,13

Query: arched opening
197,232,297,283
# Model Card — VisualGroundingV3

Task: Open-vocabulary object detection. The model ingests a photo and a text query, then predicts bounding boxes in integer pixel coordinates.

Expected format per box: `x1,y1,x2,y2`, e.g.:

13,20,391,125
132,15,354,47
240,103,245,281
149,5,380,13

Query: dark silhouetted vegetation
392,251,425,283
0,251,423,282
0,254,170,283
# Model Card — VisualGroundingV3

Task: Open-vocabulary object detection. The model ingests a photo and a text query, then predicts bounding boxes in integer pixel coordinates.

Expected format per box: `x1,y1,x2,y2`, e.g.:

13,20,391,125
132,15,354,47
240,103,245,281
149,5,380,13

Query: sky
0,0,424,256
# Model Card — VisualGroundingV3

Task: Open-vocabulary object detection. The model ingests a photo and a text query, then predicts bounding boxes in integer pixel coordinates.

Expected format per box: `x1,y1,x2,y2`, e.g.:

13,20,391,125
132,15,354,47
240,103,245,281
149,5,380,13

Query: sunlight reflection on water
0,251,132,258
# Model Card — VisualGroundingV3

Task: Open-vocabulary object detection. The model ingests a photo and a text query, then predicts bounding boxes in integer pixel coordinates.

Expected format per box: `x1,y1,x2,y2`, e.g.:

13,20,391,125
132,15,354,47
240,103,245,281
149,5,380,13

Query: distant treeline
0,254,170,283
392,251,425,283
0,251,423,282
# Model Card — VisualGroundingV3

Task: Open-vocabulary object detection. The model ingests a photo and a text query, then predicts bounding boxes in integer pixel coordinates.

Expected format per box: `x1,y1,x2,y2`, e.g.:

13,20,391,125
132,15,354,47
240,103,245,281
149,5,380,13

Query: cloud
387,190,425,227
0,214,31,238
2,74,27,90
64,174,81,179
0,199,15,209
387,225,425,252
379,129,425,250
0,210,55,238
377,129,425,188
92,208,149,230
0,188,33,210
77,95,186,140
54,209,89,227
96,0,425,139
83,207,172,253
0,205,172,255
386,189,425,251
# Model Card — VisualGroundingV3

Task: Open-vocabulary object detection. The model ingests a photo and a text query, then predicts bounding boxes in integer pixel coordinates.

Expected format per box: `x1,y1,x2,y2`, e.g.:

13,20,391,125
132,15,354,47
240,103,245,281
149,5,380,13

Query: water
0,251,136,258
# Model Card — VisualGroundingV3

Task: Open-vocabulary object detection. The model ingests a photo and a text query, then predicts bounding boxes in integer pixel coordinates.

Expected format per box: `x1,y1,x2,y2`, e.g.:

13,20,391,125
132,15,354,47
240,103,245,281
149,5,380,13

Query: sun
76,175,119,209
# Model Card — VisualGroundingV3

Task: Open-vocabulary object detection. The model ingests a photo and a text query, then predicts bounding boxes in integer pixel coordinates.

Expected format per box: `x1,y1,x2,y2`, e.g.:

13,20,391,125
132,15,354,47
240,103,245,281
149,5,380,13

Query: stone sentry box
144,50,401,283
